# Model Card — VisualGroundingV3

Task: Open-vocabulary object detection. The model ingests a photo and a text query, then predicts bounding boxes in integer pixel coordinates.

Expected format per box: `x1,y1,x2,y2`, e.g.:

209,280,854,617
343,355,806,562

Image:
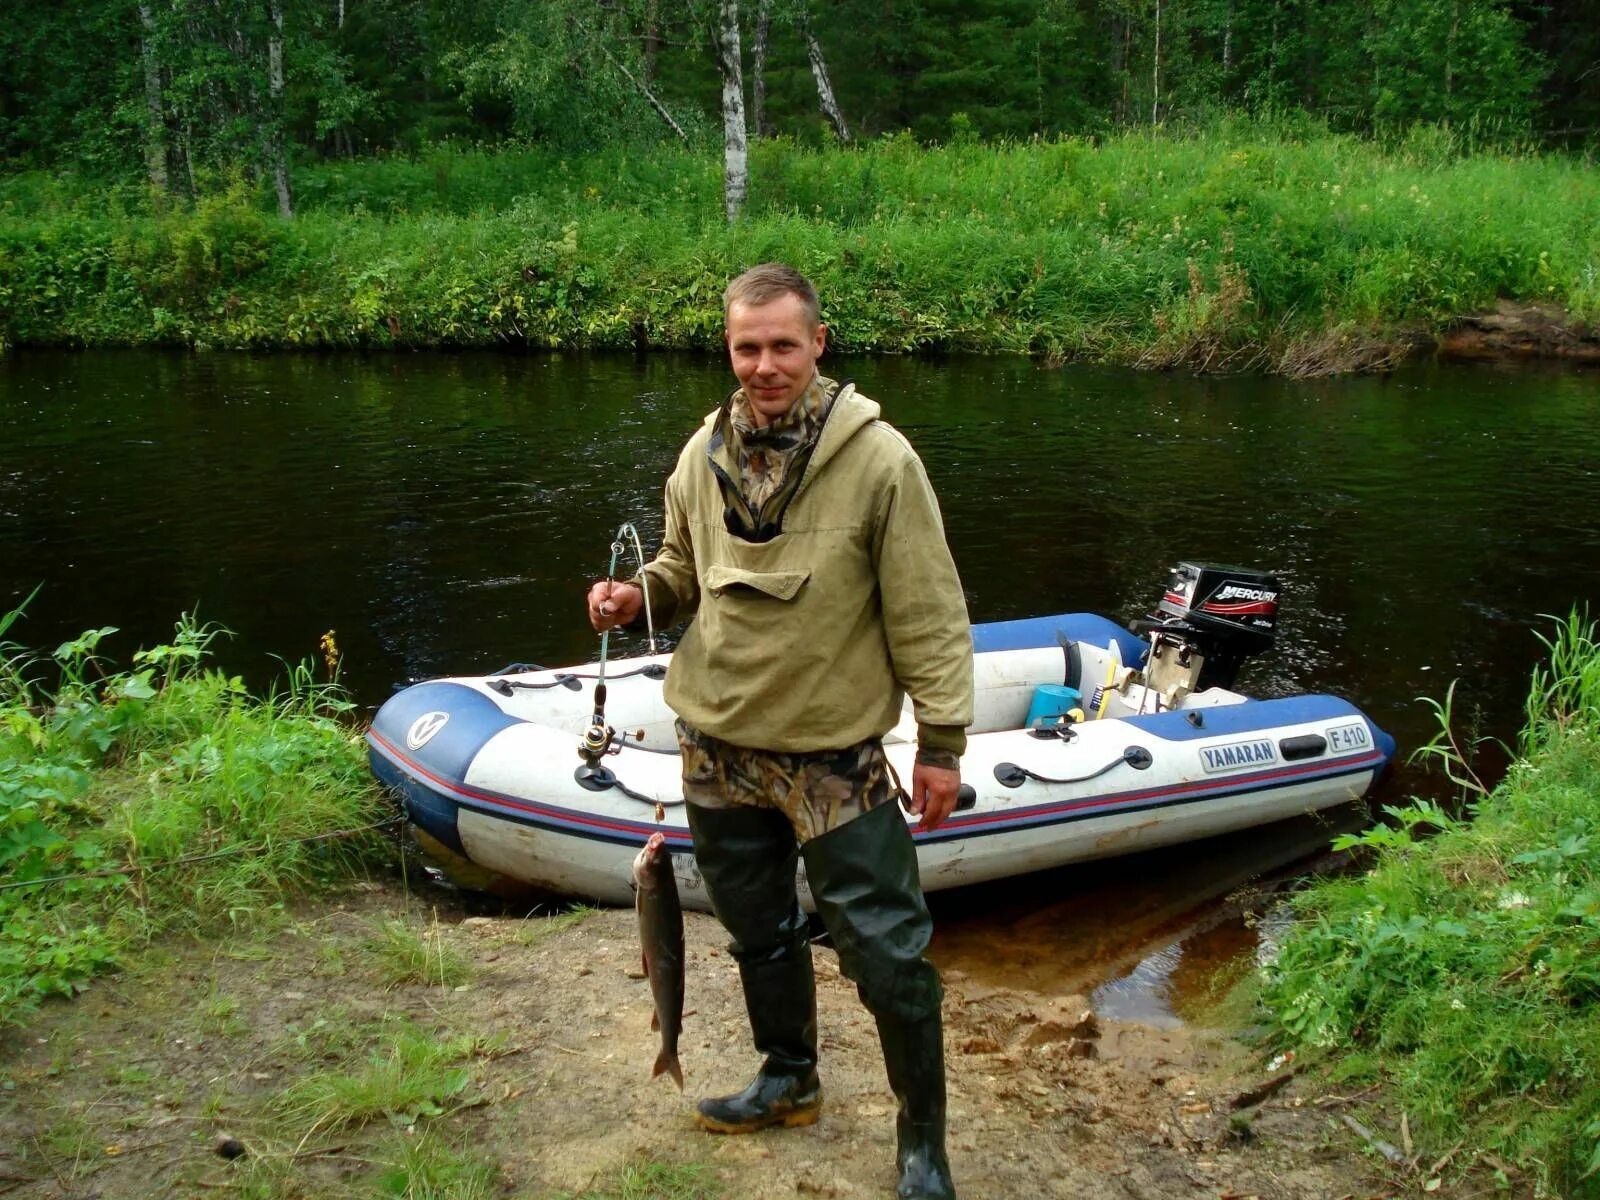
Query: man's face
726,293,828,427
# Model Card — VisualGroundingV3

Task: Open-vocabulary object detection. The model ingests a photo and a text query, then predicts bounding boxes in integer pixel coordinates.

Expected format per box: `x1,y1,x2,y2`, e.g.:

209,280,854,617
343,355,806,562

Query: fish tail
654,1047,683,1091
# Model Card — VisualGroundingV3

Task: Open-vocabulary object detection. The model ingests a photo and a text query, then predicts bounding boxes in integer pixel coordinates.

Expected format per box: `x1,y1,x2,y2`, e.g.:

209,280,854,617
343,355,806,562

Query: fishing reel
574,720,647,790
580,719,613,764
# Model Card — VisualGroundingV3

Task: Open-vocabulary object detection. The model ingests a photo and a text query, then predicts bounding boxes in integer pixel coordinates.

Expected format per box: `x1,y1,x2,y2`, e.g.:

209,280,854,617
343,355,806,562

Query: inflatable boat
367,563,1395,910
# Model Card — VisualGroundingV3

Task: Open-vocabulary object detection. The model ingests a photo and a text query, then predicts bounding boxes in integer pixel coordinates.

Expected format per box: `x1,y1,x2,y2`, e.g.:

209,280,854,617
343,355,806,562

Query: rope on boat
488,663,666,695
609,776,687,808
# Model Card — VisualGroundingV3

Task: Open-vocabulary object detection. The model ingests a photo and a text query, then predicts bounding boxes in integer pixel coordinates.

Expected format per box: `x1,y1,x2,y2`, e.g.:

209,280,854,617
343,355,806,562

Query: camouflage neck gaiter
724,374,837,530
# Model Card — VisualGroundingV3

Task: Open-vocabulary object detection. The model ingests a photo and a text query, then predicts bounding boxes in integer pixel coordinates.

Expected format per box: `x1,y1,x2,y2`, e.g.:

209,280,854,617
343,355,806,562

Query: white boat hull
367,613,1394,910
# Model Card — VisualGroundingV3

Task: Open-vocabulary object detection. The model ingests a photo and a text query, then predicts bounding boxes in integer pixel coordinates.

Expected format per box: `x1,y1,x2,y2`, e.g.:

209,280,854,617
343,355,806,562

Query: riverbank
0,610,392,1024
1259,614,1600,1198
3,121,1597,375
4,609,1595,1197
0,608,1386,1198
1,885,1393,1200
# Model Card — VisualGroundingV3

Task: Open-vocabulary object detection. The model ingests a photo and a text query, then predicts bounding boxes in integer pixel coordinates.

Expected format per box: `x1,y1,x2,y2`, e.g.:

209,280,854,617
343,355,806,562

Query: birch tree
798,2,848,141
716,0,747,223
137,3,169,196
1151,0,1162,124
601,43,689,141
266,0,293,217
751,0,772,137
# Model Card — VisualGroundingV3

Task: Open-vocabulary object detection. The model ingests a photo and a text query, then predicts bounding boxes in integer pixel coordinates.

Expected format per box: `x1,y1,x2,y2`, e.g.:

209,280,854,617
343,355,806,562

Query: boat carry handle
993,745,1153,789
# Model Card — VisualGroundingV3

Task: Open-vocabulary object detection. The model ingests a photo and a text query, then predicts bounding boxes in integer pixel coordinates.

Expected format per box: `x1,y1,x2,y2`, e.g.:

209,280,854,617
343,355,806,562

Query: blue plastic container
1025,684,1081,729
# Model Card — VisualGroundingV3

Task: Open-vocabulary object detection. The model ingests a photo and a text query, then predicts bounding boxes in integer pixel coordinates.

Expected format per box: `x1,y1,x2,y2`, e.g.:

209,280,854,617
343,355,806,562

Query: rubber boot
801,801,956,1199
877,1011,955,1200
687,801,821,1133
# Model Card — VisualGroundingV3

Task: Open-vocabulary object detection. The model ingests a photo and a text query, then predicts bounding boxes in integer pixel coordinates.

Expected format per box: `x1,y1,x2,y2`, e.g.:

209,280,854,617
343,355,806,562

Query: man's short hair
724,263,821,328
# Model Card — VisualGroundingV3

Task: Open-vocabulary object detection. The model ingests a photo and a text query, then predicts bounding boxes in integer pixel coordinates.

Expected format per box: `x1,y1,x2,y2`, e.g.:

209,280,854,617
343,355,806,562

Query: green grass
1260,612,1600,1196
210,1009,504,1199
365,914,474,988
0,605,393,1027
544,1159,721,1200
375,1130,501,1200
270,1022,489,1142
1,116,1596,371
505,904,601,947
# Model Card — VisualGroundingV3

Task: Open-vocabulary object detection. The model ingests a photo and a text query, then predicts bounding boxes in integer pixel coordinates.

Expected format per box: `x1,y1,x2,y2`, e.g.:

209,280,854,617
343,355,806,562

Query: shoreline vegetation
3,122,1598,376
1260,613,1600,1198
0,607,392,1025
4,603,1599,1193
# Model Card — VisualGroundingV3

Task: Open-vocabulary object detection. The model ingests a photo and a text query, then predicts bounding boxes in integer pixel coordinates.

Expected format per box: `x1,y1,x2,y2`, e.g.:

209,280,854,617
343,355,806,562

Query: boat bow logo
1199,737,1277,774
406,711,450,750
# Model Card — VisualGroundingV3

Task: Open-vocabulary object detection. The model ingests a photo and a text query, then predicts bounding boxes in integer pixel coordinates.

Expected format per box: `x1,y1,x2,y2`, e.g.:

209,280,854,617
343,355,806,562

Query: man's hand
587,580,644,631
905,762,961,833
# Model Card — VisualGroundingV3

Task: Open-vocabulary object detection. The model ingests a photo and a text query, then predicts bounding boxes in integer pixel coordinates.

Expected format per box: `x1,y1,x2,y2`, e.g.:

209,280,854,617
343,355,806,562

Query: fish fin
654,1047,683,1091
651,1010,659,1032
641,951,649,978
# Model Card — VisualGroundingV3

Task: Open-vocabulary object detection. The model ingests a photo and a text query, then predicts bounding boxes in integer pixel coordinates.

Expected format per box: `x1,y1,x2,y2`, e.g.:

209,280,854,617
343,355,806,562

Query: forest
2,0,1596,205
2,3,1596,366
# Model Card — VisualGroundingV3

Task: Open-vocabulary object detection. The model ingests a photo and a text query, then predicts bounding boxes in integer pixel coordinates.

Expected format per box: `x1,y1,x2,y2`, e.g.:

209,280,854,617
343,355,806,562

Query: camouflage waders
681,721,955,1199
676,718,895,843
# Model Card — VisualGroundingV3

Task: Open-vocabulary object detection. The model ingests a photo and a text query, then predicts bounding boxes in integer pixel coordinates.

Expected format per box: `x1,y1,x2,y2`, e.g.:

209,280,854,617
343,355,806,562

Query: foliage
0,123,1595,369
444,0,717,151
0,0,1584,186
0,602,391,1027
1260,613,1600,1196
1523,609,1600,757
1408,679,1493,799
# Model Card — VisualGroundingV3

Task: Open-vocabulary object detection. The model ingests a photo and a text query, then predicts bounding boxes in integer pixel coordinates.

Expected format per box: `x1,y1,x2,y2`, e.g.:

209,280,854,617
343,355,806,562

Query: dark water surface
4,349,1598,1015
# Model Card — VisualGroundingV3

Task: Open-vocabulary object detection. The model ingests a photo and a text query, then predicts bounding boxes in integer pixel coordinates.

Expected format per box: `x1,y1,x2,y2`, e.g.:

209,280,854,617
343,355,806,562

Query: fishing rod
575,522,657,797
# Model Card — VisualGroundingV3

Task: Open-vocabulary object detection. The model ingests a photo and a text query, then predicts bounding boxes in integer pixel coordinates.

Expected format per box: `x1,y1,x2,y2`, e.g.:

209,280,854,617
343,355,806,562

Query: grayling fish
633,831,685,1089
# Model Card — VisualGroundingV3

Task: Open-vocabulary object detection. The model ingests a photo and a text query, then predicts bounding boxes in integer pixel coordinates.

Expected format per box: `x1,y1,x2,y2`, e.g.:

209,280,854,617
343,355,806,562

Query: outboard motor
1130,562,1280,699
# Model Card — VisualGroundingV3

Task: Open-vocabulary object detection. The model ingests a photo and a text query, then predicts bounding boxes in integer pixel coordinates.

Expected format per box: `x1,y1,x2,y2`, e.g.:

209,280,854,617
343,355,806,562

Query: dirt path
0,883,1387,1199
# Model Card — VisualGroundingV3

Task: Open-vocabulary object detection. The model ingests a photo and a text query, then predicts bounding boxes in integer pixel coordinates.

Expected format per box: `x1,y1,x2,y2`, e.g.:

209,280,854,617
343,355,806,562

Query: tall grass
365,914,474,988
1,118,1596,371
1261,612,1600,1196
0,604,392,1027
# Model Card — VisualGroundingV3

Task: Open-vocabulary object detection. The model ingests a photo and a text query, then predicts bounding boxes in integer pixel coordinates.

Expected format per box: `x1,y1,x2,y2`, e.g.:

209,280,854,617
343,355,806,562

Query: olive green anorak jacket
639,382,973,755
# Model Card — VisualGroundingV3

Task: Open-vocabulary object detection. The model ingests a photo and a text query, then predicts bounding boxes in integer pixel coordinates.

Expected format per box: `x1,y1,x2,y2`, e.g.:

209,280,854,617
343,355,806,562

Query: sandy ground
0,883,1393,1200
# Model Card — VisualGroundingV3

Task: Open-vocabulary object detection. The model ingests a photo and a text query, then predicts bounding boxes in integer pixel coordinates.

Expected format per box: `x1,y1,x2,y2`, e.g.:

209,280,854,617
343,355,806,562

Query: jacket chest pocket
704,564,812,602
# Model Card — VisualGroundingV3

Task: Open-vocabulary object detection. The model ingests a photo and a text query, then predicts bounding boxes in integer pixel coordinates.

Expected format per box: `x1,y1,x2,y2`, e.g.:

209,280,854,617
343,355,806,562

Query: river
4,348,1597,1019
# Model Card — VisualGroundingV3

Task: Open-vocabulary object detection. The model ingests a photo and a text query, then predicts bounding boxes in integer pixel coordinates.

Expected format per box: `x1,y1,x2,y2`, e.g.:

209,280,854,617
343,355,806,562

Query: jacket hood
807,382,881,477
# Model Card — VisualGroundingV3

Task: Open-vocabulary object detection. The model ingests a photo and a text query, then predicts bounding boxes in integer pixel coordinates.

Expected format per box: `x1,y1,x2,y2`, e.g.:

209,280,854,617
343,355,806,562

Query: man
586,263,972,1200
